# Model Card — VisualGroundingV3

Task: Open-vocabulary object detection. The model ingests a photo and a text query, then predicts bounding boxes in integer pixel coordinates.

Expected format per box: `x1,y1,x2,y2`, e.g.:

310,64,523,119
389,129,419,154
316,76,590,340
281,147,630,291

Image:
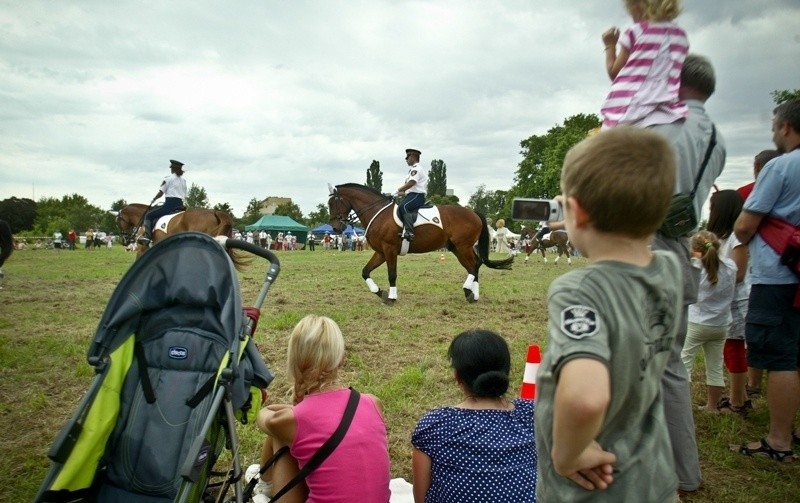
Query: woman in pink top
601,0,688,129
253,315,391,502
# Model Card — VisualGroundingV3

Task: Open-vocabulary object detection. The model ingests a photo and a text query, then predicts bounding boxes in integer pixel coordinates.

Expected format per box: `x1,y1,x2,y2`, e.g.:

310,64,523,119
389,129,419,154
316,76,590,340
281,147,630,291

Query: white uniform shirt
161,173,187,199
405,163,428,194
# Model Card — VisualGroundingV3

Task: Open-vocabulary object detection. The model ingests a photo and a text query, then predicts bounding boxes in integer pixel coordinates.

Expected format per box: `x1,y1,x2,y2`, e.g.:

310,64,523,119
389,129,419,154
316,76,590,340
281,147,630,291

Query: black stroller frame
36,232,281,503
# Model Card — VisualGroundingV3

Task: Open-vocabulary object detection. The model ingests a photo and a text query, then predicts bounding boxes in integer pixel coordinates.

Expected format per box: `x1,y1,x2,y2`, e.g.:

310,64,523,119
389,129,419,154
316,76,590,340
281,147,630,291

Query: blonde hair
625,0,682,21
495,219,505,228
560,127,675,238
286,315,345,403
691,231,722,284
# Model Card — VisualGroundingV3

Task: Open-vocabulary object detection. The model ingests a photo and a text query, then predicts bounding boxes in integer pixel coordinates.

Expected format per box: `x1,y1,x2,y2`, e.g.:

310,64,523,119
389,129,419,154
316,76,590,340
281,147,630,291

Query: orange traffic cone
520,345,541,400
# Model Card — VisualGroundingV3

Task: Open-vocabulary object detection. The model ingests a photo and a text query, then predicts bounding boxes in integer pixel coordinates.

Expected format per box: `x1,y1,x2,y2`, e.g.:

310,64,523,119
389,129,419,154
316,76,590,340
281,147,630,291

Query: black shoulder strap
270,388,361,502
689,124,717,199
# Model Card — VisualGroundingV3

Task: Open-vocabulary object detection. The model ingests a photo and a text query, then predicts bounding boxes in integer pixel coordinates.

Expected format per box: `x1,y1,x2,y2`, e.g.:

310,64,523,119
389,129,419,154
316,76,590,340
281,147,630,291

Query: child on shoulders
601,0,688,129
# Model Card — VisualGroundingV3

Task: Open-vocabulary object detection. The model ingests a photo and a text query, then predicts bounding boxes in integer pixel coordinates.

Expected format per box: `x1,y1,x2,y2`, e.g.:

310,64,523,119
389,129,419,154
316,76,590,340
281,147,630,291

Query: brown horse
520,227,573,265
116,203,236,261
328,183,513,303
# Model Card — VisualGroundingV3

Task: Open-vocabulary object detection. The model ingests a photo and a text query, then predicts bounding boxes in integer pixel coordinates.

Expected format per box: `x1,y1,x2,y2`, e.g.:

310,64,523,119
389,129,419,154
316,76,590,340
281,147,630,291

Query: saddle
154,211,185,233
392,204,443,230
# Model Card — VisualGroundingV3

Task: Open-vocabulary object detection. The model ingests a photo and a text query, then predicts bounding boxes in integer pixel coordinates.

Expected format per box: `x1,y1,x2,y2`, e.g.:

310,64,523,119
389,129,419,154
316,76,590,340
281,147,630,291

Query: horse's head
327,186,351,234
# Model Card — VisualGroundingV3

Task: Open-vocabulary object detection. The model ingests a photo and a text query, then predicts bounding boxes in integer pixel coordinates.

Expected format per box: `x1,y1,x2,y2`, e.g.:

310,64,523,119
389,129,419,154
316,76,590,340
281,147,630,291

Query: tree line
4,88,795,238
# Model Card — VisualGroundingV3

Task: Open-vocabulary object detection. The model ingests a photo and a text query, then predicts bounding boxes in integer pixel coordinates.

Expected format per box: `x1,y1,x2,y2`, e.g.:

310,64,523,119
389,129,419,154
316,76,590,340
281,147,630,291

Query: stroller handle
216,236,281,310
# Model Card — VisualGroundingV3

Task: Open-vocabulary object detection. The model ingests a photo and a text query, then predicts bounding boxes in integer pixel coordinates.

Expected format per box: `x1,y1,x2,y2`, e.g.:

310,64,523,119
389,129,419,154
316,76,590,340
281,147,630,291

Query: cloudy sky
1,1,798,221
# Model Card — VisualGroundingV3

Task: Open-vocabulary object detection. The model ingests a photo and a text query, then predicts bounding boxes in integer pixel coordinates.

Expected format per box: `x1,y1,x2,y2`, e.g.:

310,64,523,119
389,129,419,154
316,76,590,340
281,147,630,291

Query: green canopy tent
244,215,309,246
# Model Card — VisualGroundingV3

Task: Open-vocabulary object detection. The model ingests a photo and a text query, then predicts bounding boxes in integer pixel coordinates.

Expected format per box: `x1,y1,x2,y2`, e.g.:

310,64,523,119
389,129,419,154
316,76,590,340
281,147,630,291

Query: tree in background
467,185,508,225
239,198,263,228
366,160,383,193
0,197,36,233
274,201,305,223
32,194,108,236
771,89,800,104
110,199,128,212
185,184,209,208
512,113,600,202
306,203,330,227
428,159,447,198
213,202,234,216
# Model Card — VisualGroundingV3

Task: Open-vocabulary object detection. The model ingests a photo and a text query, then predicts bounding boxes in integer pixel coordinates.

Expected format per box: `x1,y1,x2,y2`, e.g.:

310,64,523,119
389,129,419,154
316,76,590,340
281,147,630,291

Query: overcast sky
1,1,798,221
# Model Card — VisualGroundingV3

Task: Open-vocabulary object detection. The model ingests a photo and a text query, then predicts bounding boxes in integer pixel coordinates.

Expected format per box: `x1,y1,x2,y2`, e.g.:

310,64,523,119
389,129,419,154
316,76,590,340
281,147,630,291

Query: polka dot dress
412,398,537,502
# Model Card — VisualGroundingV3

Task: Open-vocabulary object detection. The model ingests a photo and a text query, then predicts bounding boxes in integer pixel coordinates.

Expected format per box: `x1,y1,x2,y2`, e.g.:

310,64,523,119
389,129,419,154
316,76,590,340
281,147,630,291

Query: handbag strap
689,124,717,199
271,388,361,502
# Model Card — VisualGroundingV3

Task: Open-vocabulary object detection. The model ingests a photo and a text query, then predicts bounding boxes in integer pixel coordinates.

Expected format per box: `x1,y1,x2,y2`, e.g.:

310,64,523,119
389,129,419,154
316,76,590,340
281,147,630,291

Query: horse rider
393,148,427,241
534,220,550,243
138,159,187,246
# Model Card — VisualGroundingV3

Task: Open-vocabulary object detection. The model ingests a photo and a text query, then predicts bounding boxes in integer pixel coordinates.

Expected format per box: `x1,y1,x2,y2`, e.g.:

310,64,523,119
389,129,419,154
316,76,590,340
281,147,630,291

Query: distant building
259,197,293,215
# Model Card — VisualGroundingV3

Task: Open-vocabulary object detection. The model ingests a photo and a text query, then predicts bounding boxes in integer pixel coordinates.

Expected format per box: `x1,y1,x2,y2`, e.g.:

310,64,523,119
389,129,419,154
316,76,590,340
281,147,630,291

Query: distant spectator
67,228,77,250
85,229,94,250
53,230,63,251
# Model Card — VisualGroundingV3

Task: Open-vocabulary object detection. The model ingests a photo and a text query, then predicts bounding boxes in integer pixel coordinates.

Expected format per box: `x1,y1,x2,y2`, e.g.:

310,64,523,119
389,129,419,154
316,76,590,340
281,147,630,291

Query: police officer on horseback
138,160,188,246
393,148,427,241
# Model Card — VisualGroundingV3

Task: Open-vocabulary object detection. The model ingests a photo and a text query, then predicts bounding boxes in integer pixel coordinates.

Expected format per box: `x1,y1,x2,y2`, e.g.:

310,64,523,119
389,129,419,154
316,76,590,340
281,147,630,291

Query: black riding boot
401,212,416,241
137,219,152,246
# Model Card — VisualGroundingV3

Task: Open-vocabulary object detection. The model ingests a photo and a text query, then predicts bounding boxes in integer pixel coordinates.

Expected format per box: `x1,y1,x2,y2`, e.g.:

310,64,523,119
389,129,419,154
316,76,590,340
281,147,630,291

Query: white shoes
245,464,272,503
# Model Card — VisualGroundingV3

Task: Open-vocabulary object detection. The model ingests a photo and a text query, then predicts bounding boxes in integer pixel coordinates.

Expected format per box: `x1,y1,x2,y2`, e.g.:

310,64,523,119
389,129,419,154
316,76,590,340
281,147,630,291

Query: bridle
328,189,393,238
116,206,148,244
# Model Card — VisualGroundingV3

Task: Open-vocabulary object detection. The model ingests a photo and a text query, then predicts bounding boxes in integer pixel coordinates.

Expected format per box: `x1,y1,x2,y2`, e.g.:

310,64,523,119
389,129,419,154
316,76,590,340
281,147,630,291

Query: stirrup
137,236,151,246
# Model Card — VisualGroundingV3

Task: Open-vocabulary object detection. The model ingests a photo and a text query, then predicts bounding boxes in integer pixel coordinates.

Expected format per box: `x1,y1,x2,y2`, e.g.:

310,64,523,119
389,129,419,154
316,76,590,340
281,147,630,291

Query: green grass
0,245,797,502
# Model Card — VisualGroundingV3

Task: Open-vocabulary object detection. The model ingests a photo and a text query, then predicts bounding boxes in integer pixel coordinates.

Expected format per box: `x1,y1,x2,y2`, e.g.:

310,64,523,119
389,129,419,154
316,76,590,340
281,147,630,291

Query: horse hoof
383,297,396,306
464,288,476,303
375,289,383,298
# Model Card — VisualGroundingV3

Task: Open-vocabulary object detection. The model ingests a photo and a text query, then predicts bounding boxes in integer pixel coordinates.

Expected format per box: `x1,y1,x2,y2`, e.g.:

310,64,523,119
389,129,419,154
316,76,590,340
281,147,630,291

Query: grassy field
0,244,798,502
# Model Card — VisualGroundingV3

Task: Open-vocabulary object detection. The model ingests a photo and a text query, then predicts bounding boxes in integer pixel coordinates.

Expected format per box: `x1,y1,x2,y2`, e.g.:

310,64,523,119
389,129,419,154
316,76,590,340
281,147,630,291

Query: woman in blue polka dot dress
411,329,537,502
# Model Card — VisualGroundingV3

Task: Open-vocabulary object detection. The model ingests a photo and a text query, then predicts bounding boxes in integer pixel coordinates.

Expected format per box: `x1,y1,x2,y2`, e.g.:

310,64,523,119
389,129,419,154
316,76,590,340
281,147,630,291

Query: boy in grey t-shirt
535,127,683,502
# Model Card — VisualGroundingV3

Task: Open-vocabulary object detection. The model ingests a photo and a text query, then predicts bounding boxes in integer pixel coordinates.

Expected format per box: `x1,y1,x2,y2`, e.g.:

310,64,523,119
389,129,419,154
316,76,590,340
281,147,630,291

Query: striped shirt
601,21,689,129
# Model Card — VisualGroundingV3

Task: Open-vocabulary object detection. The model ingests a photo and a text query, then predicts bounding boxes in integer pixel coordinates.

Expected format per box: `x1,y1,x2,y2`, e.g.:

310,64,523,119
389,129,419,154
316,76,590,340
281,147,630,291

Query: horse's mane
336,183,389,199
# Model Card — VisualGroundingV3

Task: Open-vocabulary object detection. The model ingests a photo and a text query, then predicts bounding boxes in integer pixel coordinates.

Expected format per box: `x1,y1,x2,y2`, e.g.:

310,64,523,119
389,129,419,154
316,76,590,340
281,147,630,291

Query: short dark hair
773,99,800,133
681,54,715,97
448,329,510,398
754,149,780,170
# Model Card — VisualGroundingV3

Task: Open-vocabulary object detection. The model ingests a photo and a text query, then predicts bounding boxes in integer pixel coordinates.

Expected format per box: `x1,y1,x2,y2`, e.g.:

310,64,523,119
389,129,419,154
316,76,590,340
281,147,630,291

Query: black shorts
745,284,800,371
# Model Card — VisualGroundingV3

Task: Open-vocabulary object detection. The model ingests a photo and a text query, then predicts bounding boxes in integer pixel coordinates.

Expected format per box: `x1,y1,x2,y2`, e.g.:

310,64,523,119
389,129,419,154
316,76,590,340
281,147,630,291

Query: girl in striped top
601,0,688,129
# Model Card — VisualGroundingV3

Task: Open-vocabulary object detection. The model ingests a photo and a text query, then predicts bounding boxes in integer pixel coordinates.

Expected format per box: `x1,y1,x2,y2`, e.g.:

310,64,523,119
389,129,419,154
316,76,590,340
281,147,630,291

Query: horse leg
385,251,399,303
540,248,548,263
362,251,386,299
453,245,479,303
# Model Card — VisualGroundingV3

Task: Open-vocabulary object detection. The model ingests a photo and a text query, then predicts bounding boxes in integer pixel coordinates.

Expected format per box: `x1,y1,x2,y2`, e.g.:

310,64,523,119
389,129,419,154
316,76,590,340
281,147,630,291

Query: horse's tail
476,212,513,270
213,210,249,271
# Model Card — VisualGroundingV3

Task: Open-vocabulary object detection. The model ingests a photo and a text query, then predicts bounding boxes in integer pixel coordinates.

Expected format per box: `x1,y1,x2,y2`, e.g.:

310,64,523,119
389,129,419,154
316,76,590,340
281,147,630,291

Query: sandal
735,438,796,463
717,397,748,417
746,385,761,398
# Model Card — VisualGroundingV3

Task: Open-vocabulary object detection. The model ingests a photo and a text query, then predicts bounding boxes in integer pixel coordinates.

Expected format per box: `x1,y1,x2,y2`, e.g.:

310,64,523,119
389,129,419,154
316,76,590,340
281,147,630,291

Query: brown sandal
717,397,749,417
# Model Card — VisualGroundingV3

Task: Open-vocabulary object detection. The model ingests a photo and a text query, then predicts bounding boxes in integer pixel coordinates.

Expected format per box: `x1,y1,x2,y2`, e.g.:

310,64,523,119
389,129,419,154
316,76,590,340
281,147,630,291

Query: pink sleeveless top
291,389,391,503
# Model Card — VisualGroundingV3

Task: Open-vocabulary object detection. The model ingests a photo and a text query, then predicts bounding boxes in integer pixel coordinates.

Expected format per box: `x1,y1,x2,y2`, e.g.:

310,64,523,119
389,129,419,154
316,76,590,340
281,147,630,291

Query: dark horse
520,227,573,265
328,183,513,303
117,203,236,261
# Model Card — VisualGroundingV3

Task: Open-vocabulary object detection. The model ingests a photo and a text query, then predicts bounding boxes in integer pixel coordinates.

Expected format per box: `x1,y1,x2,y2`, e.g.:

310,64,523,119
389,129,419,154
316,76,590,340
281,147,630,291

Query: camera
511,198,563,222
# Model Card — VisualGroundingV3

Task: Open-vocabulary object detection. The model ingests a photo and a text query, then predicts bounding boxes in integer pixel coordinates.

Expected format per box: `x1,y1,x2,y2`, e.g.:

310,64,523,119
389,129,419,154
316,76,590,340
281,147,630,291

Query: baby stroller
35,232,281,503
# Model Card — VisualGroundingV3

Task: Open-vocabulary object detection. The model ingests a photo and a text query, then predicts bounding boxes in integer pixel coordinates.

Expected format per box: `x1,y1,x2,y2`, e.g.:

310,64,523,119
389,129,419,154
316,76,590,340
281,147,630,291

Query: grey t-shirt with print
535,251,682,502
